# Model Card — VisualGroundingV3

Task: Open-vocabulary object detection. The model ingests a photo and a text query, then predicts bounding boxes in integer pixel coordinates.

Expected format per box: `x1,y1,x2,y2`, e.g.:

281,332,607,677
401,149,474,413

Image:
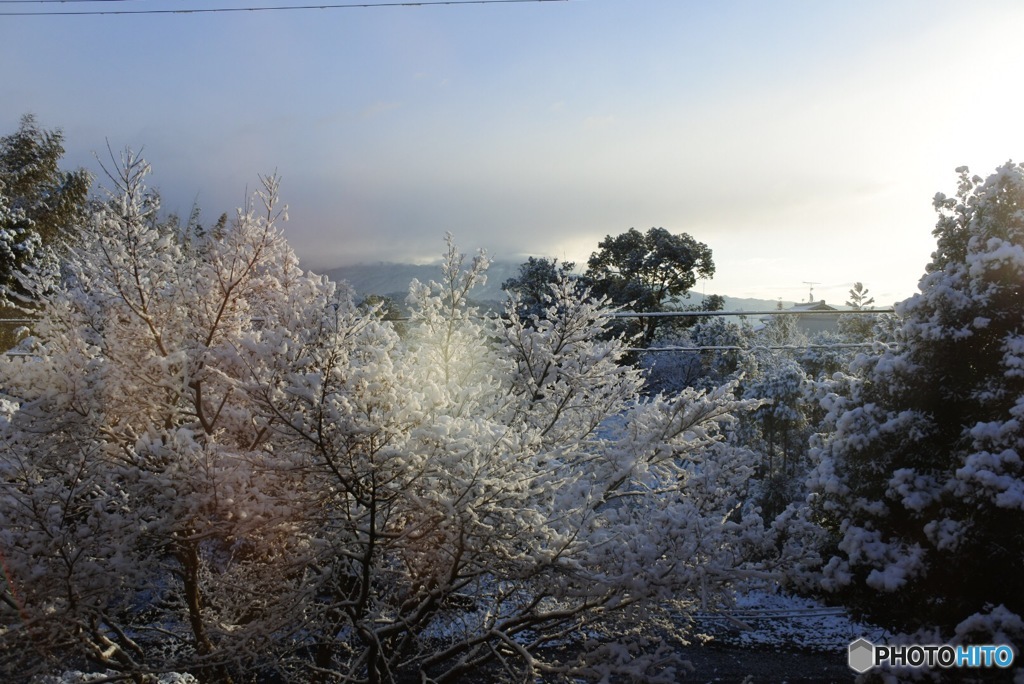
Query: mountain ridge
320,261,800,312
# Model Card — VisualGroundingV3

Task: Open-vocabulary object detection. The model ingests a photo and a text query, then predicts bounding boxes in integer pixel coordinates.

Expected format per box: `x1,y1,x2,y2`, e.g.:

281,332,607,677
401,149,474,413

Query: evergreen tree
0,115,91,350
501,256,578,319
809,163,1024,642
846,282,875,309
640,317,755,395
798,330,852,379
0,114,91,302
585,227,716,347
838,281,878,342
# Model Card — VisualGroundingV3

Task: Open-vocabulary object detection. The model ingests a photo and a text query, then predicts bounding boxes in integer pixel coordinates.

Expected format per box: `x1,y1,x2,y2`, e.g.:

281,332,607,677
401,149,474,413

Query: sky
4,0,1024,306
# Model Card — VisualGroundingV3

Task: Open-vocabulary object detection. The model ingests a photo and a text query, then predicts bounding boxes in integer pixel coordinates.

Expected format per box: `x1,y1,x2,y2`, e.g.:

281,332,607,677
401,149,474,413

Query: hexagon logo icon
848,638,875,673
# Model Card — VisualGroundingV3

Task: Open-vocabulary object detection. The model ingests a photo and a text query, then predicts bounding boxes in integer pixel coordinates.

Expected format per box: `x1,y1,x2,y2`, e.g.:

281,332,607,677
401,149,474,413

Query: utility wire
607,308,896,318
632,343,888,353
0,0,569,15
0,1,146,4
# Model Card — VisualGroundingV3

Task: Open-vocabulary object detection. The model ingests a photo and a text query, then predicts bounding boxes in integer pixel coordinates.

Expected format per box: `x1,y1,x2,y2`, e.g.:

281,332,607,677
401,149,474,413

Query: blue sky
4,0,1024,305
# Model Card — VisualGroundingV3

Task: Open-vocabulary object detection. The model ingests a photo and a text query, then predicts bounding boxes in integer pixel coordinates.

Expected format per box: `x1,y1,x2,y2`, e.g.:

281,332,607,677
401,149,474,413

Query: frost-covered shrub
638,334,703,394
742,358,811,474
1,160,789,683
640,317,754,395
244,237,779,682
0,154,319,682
798,330,855,379
808,163,1024,641
736,356,817,520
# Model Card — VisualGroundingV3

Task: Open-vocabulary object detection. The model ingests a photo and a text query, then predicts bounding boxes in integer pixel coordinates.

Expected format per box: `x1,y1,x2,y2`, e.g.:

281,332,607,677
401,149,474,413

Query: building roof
788,300,838,312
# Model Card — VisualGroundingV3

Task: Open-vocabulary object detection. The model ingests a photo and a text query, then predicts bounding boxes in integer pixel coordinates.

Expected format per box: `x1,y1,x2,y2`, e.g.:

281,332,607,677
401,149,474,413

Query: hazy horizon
5,0,1024,306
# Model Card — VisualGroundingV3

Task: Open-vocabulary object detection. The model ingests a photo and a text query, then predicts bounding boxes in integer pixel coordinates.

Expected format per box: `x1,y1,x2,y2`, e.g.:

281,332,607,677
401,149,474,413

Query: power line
0,0,570,15
2,309,895,325
0,1,145,4
607,308,895,318
633,343,888,353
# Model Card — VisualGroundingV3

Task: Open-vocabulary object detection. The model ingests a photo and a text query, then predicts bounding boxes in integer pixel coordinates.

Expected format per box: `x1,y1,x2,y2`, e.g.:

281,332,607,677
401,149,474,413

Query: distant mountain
320,261,797,313
713,295,800,313
321,261,520,306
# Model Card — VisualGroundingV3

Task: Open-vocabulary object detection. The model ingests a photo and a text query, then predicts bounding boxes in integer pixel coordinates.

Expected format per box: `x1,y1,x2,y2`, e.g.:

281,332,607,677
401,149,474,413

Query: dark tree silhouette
585,227,716,346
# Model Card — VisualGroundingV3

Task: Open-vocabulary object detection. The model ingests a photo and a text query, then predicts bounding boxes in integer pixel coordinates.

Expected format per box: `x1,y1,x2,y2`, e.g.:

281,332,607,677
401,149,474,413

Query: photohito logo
848,638,1015,673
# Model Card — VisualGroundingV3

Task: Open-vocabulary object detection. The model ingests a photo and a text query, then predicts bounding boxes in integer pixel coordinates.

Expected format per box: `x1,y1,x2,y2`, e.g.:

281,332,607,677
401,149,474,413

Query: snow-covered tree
808,163,1024,642
1,161,788,683
0,179,38,300
0,114,91,304
738,357,816,520
796,330,853,380
693,317,756,384
758,308,806,352
501,256,579,320
640,317,755,395
1,116,92,353
743,359,811,478
245,236,781,682
0,153,323,681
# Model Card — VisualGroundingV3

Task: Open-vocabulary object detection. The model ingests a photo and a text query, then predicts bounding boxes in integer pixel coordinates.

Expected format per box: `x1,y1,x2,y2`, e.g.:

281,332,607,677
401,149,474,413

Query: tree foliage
743,359,811,479
837,282,879,343
501,256,578,319
845,282,874,310
0,160,792,683
585,227,716,347
0,153,308,682
808,163,1024,641
0,114,91,303
639,317,755,395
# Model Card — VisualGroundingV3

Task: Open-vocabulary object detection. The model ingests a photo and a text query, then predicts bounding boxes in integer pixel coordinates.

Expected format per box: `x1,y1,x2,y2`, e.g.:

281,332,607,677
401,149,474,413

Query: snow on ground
42,673,198,683
694,587,885,653
48,589,874,682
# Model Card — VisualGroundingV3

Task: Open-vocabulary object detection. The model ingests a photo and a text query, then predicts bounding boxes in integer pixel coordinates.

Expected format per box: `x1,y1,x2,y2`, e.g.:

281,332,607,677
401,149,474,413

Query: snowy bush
639,317,756,396
0,153,319,682
807,163,1024,646
798,330,855,379
1,159,788,683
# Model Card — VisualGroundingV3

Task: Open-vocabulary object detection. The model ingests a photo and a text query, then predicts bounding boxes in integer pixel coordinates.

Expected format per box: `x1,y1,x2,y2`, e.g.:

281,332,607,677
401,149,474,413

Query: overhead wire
1,0,570,15
0,1,148,3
